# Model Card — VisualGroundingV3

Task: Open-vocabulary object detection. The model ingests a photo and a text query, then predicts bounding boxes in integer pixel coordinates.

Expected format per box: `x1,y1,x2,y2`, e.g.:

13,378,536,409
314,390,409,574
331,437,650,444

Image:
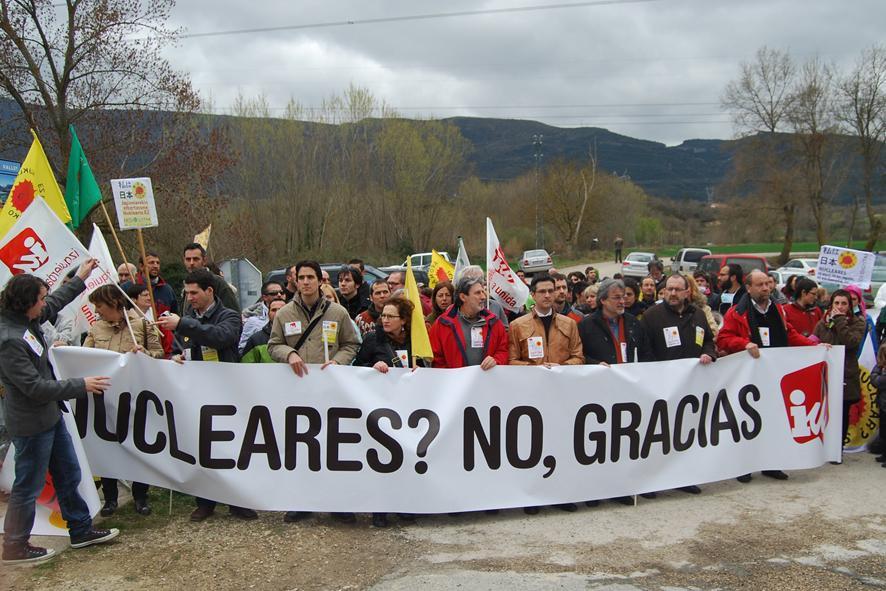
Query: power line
179,0,662,40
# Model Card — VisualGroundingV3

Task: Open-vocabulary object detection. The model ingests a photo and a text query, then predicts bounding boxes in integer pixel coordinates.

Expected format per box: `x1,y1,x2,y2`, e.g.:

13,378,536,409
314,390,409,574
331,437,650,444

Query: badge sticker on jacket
527,336,544,359
759,327,771,347
201,346,219,362
664,326,681,348
470,326,483,348
284,321,302,337
695,325,705,347
22,330,44,357
322,320,338,344
395,349,409,367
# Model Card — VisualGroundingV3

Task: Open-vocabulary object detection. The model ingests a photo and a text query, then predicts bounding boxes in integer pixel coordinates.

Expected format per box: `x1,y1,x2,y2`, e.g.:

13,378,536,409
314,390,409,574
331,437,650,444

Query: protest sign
816,245,876,288
69,224,118,337
486,218,529,313
52,346,843,513
0,197,89,291
110,177,158,230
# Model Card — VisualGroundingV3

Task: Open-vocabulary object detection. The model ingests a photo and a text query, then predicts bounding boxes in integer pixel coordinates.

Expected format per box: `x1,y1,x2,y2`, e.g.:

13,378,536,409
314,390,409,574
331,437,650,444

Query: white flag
453,235,471,284
69,224,118,337
0,197,90,292
486,218,529,313
0,410,101,536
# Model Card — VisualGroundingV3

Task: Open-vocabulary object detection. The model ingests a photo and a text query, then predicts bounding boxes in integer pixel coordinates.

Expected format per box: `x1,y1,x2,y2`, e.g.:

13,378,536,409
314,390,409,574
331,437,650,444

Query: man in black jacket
578,278,652,365
0,260,119,565
640,273,716,496
157,269,257,521
709,263,745,317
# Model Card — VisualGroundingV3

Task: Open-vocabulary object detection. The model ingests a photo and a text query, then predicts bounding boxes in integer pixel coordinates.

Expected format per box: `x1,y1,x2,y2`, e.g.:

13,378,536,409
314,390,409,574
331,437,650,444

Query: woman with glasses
355,296,424,527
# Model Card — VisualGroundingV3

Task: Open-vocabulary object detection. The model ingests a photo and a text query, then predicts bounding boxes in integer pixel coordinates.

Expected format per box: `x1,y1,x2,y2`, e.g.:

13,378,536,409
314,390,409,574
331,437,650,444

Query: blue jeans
3,419,92,546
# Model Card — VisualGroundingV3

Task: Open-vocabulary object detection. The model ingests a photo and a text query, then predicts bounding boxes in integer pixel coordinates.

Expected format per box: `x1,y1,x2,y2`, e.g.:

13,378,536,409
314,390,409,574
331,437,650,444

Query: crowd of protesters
1,241,884,565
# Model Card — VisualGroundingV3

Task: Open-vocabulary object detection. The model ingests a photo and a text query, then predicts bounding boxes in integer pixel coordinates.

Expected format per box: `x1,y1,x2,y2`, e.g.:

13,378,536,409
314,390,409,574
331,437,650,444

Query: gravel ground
2,449,884,591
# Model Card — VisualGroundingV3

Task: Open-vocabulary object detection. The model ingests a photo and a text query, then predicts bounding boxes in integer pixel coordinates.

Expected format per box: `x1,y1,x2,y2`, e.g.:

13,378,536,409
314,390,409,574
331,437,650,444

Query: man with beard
709,263,745,317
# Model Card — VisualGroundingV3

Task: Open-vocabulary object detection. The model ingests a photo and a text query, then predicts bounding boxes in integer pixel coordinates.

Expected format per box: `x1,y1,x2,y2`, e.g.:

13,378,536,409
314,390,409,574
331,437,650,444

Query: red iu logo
0,228,50,275
780,361,829,444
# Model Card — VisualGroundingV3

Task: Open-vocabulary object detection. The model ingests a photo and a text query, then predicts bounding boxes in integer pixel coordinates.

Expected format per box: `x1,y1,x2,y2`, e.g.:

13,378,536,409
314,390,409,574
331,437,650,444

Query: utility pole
532,134,544,249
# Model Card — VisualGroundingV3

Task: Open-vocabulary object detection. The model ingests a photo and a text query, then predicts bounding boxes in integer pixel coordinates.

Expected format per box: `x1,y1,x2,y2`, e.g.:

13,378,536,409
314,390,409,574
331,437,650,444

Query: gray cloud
163,0,885,145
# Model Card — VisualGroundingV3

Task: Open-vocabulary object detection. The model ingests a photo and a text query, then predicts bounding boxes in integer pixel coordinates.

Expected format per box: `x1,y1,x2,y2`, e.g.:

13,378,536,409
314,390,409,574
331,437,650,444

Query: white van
403,251,451,271
671,248,712,273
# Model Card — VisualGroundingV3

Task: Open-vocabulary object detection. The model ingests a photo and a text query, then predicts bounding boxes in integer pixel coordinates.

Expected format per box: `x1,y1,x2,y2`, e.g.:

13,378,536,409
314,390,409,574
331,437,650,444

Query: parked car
621,251,659,278
770,269,818,293
670,247,712,273
403,252,451,272
519,249,553,274
774,258,818,277
695,254,770,279
378,265,430,286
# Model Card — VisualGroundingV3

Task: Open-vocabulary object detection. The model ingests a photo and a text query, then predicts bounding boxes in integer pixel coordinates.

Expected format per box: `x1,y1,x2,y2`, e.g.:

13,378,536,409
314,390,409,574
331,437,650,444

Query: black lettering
366,409,404,473
698,391,710,447
134,390,166,454
641,399,671,458
198,405,236,469
611,402,642,462
93,391,130,443
327,407,362,472
673,394,699,451
574,404,607,465
73,396,88,438
709,389,740,445
284,406,321,471
237,406,281,470
165,400,196,465
738,384,762,440
505,406,543,469
464,406,501,470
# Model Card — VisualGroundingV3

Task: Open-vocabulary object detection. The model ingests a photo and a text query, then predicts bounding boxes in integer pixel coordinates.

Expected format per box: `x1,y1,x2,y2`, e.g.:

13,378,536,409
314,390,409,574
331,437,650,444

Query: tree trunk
778,203,795,265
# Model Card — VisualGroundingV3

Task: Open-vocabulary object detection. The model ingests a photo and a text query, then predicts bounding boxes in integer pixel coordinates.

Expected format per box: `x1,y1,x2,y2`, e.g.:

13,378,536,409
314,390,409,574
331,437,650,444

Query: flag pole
99,200,131,272
136,229,157,317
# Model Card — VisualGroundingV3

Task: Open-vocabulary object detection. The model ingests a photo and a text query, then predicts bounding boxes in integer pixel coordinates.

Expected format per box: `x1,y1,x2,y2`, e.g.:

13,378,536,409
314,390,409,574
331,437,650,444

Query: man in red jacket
717,269,816,483
430,276,509,369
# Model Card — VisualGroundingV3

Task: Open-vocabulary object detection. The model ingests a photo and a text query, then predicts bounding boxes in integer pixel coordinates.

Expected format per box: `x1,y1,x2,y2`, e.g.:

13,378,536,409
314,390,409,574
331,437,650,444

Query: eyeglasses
380,314,401,320
265,290,284,296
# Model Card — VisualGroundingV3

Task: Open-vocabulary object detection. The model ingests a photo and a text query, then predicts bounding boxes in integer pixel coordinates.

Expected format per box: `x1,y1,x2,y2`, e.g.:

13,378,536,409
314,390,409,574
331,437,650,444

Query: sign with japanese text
110,177,158,229
816,245,875,289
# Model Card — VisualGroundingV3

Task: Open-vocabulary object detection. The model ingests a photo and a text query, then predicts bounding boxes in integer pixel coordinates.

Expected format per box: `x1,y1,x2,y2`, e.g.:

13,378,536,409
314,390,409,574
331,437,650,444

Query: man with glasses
577,278,651,366
239,281,286,353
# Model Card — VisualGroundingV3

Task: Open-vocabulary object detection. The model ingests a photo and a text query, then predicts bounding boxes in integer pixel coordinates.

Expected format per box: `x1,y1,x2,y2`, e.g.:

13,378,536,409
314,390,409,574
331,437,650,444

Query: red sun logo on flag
10,179,36,211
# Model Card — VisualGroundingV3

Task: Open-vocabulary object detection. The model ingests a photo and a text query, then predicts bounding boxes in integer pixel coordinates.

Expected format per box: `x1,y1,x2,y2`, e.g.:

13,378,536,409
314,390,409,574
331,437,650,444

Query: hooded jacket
430,306,508,368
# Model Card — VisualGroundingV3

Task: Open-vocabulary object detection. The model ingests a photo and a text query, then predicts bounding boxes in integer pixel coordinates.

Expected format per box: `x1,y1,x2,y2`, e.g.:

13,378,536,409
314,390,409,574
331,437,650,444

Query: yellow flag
428,249,454,289
0,131,71,238
406,259,433,360
193,224,212,250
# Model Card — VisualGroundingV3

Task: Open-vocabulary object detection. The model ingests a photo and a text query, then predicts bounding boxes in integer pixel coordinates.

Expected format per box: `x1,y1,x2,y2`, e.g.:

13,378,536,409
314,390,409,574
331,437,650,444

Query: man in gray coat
0,259,119,565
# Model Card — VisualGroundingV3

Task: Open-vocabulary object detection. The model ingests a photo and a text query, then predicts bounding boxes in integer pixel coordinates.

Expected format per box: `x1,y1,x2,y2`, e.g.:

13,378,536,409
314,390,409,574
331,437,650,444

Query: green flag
65,125,102,229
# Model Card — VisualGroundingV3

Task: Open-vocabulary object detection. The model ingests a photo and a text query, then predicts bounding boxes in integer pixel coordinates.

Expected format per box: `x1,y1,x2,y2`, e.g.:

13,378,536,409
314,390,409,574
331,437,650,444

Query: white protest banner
110,177,158,230
486,218,529,313
816,245,876,288
52,346,843,513
0,412,101,536
0,197,90,291
69,224,118,337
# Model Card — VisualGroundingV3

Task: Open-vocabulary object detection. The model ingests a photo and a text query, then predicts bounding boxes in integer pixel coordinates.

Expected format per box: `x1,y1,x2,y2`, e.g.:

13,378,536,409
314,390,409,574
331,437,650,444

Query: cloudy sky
163,0,884,146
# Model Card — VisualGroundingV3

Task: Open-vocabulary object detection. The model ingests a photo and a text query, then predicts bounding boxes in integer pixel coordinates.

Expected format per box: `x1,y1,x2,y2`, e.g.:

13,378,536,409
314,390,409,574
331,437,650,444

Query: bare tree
0,0,198,177
837,44,886,250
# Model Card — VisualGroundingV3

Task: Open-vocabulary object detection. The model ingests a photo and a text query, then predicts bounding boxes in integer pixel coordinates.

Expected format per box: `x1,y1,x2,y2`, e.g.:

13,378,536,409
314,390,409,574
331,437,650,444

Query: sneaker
678,485,702,495
875,455,885,463
229,507,258,520
70,527,119,549
736,473,752,483
283,511,312,523
762,470,789,480
2,543,56,565
134,498,151,516
99,500,117,517
190,506,215,522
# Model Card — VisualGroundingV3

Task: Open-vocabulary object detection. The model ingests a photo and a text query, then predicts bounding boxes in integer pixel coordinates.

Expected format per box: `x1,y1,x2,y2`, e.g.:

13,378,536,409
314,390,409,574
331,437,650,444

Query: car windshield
628,253,653,262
